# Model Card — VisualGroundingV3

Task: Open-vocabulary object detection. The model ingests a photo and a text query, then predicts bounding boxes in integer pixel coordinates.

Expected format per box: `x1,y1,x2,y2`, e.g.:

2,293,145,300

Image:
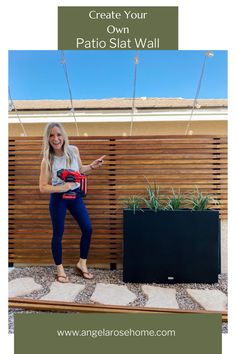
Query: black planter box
123,209,221,283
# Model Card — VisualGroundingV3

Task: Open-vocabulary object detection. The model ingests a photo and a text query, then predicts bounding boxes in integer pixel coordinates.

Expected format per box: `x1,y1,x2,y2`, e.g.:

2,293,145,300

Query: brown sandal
75,266,94,280
55,274,69,283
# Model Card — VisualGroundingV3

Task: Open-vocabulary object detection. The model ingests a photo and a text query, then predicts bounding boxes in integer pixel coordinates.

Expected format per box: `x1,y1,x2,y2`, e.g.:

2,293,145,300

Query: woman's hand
90,155,106,170
62,182,76,192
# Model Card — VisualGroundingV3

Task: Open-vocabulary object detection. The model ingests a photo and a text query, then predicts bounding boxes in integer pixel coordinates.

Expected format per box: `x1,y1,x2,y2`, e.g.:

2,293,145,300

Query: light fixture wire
184,51,214,135
60,50,79,136
8,86,27,136
129,51,139,136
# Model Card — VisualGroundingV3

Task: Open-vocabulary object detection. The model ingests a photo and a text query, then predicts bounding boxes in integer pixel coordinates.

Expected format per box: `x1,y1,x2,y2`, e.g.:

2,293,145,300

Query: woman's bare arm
74,146,105,174
39,159,74,193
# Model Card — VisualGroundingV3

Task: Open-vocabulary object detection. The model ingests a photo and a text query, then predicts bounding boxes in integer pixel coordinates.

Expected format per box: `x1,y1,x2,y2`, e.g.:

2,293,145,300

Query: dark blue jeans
49,189,92,265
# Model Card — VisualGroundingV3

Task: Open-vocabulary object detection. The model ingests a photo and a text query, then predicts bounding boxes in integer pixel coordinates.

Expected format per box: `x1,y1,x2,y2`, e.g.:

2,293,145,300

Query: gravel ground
9,266,228,333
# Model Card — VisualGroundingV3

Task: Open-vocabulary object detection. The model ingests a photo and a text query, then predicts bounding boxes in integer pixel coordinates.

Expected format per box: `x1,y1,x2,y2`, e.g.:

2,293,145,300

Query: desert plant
165,188,185,210
142,179,163,212
123,195,143,214
187,187,219,210
123,184,219,213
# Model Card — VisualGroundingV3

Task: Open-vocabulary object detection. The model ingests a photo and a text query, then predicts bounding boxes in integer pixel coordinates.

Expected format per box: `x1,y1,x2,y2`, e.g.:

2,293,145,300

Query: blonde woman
39,122,105,282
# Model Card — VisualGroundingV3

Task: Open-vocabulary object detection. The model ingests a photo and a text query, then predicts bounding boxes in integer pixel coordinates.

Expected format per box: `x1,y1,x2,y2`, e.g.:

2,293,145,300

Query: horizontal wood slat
9,135,227,265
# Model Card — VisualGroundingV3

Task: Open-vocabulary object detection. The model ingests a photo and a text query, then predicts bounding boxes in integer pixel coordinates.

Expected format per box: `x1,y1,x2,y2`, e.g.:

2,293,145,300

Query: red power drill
57,169,87,199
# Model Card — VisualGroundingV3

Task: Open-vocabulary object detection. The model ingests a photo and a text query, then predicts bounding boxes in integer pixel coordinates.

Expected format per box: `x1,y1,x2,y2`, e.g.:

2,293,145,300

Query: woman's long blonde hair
42,122,73,176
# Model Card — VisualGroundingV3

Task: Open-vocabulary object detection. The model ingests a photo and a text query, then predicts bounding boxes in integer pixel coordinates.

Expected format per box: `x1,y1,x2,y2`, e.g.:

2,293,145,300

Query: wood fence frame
9,135,227,266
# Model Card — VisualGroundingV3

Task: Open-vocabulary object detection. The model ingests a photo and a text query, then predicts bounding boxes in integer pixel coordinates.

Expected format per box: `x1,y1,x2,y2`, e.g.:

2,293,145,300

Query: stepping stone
187,289,227,311
91,283,137,306
41,282,85,302
142,285,179,309
9,277,43,297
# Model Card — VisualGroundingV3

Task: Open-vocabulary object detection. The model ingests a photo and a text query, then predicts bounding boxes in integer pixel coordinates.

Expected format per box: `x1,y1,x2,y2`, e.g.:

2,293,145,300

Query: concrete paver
187,289,227,311
142,285,179,309
41,282,85,302
91,283,137,306
9,277,43,297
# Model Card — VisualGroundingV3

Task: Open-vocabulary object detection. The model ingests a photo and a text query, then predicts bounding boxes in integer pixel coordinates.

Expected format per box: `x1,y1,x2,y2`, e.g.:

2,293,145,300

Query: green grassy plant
123,184,219,213
142,179,163,212
165,188,184,210
123,195,143,214
187,187,219,210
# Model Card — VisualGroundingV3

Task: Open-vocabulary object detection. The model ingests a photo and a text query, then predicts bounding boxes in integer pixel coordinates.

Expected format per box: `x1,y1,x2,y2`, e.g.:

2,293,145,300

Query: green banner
58,7,178,50
15,313,221,354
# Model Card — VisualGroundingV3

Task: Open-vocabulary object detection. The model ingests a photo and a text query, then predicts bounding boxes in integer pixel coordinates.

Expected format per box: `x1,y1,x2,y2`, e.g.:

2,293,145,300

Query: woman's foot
55,274,69,283
75,261,93,280
56,264,69,283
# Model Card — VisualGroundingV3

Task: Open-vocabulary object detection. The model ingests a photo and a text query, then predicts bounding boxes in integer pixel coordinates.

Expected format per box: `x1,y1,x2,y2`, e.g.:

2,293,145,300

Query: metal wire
8,86,27,136
184,51,214,135
129,51,139,136
60,51,79,136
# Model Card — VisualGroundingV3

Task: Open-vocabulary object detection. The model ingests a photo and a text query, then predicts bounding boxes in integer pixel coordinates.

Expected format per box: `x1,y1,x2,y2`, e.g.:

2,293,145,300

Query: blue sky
8,50,227,100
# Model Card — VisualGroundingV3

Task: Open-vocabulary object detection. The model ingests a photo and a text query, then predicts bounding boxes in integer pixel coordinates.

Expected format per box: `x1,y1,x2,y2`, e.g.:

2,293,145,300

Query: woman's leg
49,194,68,281
68,197,93,278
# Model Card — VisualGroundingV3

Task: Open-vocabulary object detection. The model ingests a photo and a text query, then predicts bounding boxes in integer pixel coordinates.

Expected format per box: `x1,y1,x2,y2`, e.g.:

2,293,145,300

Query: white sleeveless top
51,146,80,191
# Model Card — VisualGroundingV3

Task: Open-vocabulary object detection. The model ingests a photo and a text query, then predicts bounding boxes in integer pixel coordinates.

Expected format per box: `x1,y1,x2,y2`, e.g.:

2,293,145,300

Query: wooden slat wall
9,135,227,265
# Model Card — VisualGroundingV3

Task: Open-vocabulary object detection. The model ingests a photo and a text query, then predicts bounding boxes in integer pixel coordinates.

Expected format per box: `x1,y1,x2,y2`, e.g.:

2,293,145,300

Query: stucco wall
221,220,228,273
9,120,227,137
